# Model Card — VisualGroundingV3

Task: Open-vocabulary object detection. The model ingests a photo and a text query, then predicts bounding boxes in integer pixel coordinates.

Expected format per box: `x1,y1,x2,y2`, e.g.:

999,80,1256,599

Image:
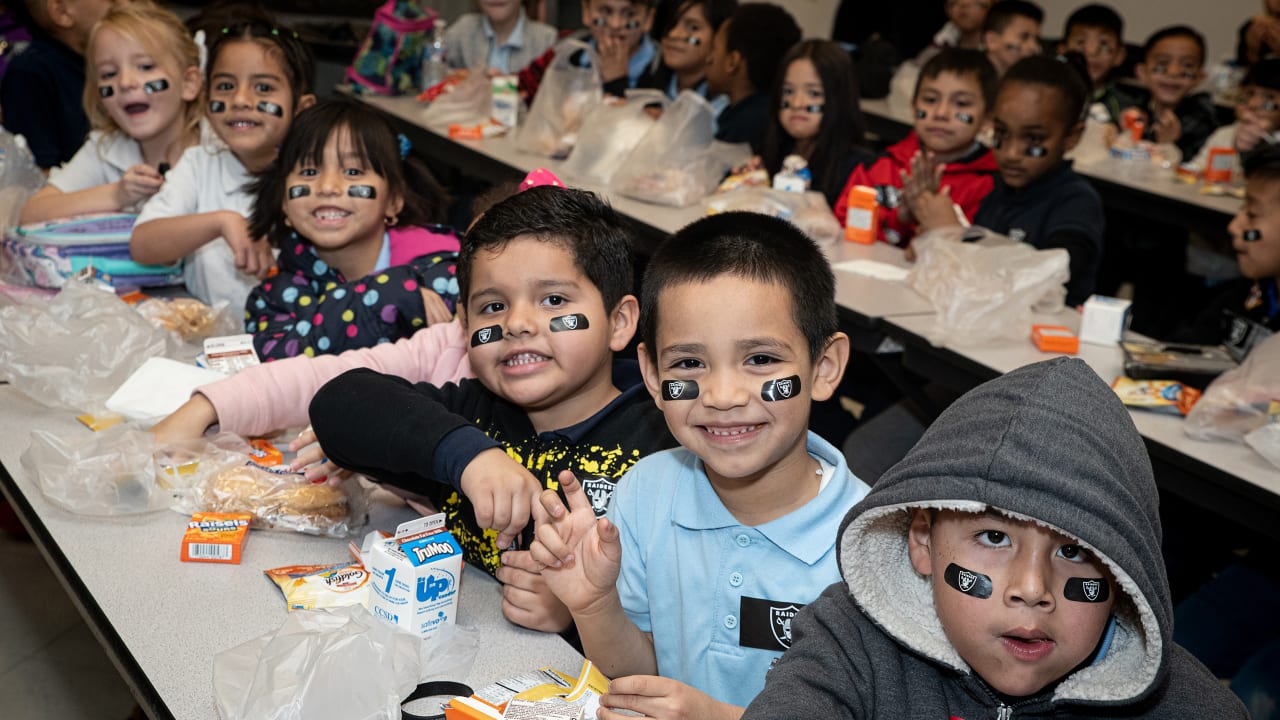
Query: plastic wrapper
0,128,45,230
1184,332,1280,442
515,38,603,158
705,188,841,246
212,604,479,720
21,425,169,515
134,296,238,342
561,90,664,185
612,92,747,207
420,70,493,130
907,227,1070,347
194,461,370,538
0,279,181,414
1245,422,1280,469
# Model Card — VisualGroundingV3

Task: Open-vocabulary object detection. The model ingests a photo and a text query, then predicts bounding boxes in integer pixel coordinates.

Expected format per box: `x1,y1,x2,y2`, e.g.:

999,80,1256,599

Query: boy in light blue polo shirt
531,213,871,719
444,0,558,74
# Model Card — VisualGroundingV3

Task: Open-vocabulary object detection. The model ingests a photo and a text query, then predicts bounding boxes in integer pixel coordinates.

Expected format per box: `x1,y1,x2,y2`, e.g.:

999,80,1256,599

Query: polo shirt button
735,534,751,547
724,614,737,629
729,572,743,587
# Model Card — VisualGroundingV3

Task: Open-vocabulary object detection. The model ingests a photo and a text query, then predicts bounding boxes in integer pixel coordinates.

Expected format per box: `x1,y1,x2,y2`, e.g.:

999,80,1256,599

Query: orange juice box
181,512,251,564
844,185,879,244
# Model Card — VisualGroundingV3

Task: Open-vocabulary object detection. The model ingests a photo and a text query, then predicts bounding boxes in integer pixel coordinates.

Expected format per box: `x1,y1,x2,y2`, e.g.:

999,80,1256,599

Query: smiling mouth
228,118,260,130
124,102,150,115
702,424,764,437
313,208,351,221
503,352,549,367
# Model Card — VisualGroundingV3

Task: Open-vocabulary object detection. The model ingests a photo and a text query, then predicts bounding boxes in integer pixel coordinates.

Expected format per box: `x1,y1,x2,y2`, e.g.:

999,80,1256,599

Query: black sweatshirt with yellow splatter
310,360,675,576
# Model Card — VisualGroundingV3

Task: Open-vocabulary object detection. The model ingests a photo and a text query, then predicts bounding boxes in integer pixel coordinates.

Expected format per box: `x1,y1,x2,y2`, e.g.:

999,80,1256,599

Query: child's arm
130,210,272,276
21,164,164,225
530,472,657,678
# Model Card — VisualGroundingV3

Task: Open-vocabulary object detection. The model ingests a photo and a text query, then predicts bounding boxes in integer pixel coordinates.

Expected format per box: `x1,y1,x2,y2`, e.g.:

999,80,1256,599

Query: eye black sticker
99,85,114,98
348,185,377,199
288,185,310,199
781,101,823,113
1244,229,1262,242
470,325,502,347
1064,577,1110,603
1025,146,1048,158
209,100,226,113
915,109,928,119
955,112,974,124
143,78,169,94
256,100,283,117
760,375,801,401
549,314,589,332
685,36,702,46
944,563,993,599
661,379,699,400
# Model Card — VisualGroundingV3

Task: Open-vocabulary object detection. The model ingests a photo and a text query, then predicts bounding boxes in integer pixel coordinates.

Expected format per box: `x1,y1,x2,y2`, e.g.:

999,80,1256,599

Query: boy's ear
982,30,998,52
808,332,850,403
297,94,318,113
907,509,936,576
636,341,664,407
606,294,639,353
181,65,203,102
1063,119,1086,153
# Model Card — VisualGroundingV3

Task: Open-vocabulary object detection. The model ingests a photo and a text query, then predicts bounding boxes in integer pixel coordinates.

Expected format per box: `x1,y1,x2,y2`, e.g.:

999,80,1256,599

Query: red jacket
834,132,997,247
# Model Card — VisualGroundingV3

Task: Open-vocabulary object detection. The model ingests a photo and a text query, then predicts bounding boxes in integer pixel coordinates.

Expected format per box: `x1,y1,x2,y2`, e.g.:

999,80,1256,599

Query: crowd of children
1,0,1277,718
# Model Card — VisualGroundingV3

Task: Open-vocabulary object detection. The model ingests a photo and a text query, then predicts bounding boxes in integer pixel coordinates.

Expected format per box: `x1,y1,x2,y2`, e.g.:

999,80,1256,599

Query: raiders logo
669,380,685,398
478,328,492,343
776,379,792,398
1064,576,1109,603
579,476,617,517
959,570,977,592
563,315,578,329
740,596,807,652
471,324,502,347
761,376,801,402
770,605,799,648
1082,580,1101,601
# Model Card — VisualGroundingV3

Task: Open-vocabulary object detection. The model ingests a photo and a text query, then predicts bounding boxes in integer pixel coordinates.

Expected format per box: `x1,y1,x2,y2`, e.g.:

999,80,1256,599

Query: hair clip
398,133,412,159
520,167,565,191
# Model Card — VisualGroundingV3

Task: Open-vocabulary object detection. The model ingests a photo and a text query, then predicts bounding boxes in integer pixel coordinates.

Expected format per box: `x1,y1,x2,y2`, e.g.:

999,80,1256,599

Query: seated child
926,0,991,57
1126,25,1219,161
915,53,1104,306
1194,58,1280,177
1,0,111,169
1239,0,1280,66
244,99,458,361
530,213,871,716
21,2,204,224
443,0,558,75
131,12,316,310
705,2,801,153
1058,3,1129,125
517,0,657,100
760,40,875,208
309,186,677,631
1171,145,1280,359
835,48,999,248
643,0,736,108
740,356,1248,719
982,0,1043,77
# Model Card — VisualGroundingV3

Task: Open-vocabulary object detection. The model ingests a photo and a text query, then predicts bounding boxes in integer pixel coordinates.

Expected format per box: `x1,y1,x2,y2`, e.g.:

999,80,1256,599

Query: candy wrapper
1111,377,1201,416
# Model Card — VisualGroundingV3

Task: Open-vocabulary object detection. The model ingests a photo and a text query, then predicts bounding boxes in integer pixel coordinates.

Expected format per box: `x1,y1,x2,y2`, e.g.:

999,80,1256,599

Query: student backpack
346,0,438,95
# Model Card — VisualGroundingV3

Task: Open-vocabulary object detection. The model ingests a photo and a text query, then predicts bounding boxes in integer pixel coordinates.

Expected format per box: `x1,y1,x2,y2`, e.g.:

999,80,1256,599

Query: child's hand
596,35,630,83
150,393,217,446
115,164,164,207
497,549,573,632
459,447,541,549
288,426,351,485
899,150,944,225
1236,109,1274,152
731,156,764,175
529,470,621,614
419,287,455,325
1150,108,1182,145
220,211,275,279
599,676,743,720
912,185,961,232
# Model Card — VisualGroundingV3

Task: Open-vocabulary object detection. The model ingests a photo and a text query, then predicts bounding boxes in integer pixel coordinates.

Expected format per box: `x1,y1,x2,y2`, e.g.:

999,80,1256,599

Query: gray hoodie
741,357,1246,719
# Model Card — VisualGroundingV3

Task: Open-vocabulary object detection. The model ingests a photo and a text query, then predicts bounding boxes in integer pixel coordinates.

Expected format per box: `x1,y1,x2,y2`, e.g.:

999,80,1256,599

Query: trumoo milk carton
367,513,463,638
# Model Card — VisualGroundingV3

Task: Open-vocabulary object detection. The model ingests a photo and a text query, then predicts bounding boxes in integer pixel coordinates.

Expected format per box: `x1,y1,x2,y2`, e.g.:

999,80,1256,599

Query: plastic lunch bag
0,127,43,230
346,0,437,96
611,90,726,207
561,89,665,186
705,188,842,246
21,425,168,515
1184,332,1280,442
907,227,1070,347
515,38,603,158
420,70,492,129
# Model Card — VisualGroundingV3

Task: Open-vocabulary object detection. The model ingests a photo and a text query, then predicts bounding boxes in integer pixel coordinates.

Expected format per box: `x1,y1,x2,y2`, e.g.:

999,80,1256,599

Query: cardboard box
1079,295,1132,346
181,512,251,564
367,513,463,638
1031,324,1079,354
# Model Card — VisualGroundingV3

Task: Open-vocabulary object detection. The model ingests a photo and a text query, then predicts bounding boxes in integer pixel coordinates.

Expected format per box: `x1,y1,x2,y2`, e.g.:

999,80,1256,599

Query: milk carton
366,513,463,638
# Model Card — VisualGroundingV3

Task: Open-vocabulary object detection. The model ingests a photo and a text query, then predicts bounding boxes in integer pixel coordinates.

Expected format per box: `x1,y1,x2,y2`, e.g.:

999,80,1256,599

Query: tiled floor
0,531,137,719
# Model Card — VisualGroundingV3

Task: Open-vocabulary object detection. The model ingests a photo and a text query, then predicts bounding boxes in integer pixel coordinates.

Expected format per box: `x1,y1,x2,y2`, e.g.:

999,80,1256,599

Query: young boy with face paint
309,186,676,634
528,213,871,719
833,48,999,248
739,356,1248,720
516,0,658,101
1124,25,1219,161
981,0,1042,77
1058,3,1130,126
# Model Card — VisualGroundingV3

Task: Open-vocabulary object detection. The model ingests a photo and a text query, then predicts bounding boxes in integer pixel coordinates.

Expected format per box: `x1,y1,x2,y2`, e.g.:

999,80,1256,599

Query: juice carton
367,513,463,638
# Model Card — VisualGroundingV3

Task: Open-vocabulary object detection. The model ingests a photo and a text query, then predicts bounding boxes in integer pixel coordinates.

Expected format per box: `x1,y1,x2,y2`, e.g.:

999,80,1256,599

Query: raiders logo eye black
761,375,801,401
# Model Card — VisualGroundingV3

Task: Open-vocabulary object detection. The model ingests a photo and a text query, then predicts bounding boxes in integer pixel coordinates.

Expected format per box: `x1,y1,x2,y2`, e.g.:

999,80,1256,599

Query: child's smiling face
660,2,713,74
1060,26,1124,88
1137,35,1204,109
208,40,313,172
92,25,200,144
990,81,1082,189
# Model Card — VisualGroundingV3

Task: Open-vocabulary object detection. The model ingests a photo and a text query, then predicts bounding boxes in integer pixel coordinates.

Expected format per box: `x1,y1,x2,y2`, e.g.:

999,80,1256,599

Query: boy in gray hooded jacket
741,357,1246,719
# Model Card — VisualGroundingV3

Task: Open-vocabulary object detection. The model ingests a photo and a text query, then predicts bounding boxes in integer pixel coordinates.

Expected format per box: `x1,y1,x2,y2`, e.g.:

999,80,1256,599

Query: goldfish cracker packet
1111,377,1202,416
181,512,251,564
264,562,372,611
444,661,609,720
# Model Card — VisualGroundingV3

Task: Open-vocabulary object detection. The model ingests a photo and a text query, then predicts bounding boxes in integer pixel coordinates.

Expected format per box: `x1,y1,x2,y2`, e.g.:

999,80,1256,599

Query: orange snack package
1031,324,1079,354
181,512,251,564
843,185,879,244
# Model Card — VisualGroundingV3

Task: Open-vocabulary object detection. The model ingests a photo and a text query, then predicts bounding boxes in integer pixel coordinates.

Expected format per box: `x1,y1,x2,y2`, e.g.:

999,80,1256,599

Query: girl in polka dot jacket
245,99,460,361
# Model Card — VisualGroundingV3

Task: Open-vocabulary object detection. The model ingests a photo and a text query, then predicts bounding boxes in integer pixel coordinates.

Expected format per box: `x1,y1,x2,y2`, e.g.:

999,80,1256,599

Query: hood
838,357,1169,705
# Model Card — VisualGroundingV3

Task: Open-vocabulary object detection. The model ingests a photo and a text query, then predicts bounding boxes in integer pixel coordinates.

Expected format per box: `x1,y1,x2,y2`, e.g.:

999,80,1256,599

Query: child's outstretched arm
530,472,656,679
21,164,164,225
601,676,744,720
131,210,273,276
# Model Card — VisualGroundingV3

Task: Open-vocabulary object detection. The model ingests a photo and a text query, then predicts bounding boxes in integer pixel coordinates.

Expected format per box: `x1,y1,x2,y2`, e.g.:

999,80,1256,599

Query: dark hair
917,48,1000,111
762,40,866,204
982,0,1043,35
204,6,315,103
1243,58,1280,92
640,212,837,361
248,99,449,247
1141,25,1205,67
1244,144,1280,181
459,187,635,312
724,3,801,93
657,0,737,38
1001,52,1091,123
1062,3,1123,43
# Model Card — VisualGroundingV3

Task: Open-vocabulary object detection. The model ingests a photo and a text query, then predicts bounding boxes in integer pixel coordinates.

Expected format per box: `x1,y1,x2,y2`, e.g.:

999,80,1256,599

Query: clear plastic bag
21,425,170,515
611,90,727,207
134,296,238,343
212,604,479,720
194,461,370,538
420,70,493,129
1245,423,1280,469
1184,332,1280,442
561,90,664,186
0,128,46,229
705,188,842,246
907,227,1070,347
515,38,603,158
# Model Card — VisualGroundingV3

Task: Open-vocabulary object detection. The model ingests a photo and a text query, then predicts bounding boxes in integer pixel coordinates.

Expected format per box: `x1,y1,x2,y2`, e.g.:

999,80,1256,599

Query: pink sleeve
199,320,472,437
